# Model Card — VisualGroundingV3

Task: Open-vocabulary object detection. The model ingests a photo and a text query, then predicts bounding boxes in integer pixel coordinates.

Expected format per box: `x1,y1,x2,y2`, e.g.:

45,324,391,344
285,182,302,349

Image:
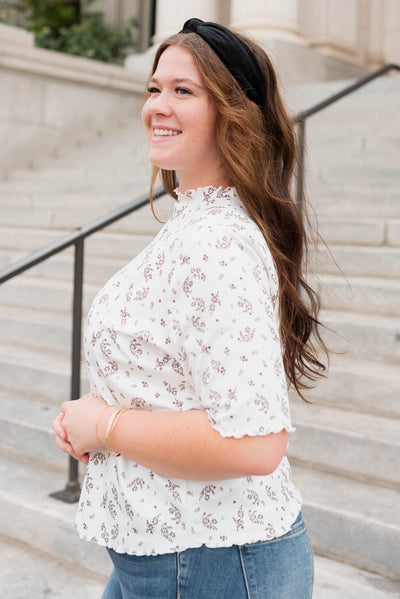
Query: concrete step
321,309,400,362
9,165,148,185
305,161,400,189
0,188,135,210
319,164,400,187
0,390,66,469
0,197,172,234
314,244,400,278
0,224,155,255
0,306,71,355
315,216,399,246
303,100,400,122
311,555,400,599
308,186,400,218
0,226,67,253
0,248,131,285
387,220,400,246
292,465,400,581
304,354,400,419
0,195,170,259
0,535,106,599
289,75,400,113
289,402,400,489
0,184,150,215
306,147,400,170
317,275,400,317
7,121,147,167
0,206,106,230
47,144,148,165
0,176,146,194
305,133,400,163
52,144,147,160
0,452,111,578
307,107,400,129
0,223,162,280
0,275,98,314
0,343,89,403
30,130,146,155
304,105,400,132
42,140,148,162
306,130,400,155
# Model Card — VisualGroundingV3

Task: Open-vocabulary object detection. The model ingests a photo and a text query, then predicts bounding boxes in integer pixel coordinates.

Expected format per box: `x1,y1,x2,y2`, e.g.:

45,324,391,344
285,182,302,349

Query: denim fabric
102,512,313,599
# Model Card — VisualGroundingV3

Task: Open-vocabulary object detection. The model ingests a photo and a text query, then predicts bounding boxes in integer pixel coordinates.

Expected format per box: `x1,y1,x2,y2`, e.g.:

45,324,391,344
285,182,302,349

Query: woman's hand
52,411,89,464
52,393,108,463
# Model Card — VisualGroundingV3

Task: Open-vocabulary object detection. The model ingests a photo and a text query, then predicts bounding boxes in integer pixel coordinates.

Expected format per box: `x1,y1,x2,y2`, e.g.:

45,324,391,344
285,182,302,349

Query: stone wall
0,23,147,177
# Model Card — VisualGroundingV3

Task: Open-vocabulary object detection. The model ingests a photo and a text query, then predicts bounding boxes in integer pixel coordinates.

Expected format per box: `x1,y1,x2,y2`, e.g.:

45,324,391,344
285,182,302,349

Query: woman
53,18,327,598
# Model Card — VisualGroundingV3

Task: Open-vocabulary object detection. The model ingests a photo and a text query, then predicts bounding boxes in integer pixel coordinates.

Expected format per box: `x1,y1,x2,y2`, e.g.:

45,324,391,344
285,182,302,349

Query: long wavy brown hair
147,30,328,400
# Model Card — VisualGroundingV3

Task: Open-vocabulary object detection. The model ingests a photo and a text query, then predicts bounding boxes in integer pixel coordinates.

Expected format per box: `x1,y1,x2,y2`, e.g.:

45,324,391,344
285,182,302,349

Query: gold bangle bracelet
95,405,112,447
107,408,129,456
105,409,121,453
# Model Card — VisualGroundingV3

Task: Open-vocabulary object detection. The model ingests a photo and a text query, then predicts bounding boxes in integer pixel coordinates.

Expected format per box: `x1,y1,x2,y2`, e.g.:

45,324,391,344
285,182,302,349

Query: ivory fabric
75,186,301,555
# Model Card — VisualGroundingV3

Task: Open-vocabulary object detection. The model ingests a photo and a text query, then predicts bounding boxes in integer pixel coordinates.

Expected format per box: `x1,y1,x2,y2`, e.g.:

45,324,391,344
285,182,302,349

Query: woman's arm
54,394,288,481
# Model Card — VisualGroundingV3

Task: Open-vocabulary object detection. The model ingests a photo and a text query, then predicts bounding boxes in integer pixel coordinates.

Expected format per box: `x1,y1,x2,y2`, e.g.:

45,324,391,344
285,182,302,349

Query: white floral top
75,186,301,555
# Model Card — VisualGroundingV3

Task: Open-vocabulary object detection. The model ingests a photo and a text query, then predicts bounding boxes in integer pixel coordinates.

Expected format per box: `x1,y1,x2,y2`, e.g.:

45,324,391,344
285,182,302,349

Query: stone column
230,0,306,45
382,0,400,64
87,0,140,29
230,0,313,87
300,0,361,64
152,0,218,45
357,0,385,68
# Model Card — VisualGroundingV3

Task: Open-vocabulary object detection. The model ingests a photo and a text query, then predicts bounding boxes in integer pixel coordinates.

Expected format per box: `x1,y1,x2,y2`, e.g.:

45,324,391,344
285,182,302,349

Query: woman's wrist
105,408,129,456
95,405,113,448
96,405,117,450
95,405,129,455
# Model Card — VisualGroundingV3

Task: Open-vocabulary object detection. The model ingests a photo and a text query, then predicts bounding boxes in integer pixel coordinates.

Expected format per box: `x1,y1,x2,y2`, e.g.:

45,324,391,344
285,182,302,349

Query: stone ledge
0,25,149,175
0,23,33,46
0,23,146,93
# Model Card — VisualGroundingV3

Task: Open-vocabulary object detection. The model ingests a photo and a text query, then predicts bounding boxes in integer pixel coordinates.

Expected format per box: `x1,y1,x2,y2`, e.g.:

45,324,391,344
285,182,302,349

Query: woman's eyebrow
148,76,204,90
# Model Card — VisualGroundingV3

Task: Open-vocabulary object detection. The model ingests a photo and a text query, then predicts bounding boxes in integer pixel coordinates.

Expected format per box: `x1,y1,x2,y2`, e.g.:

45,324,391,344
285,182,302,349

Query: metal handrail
294,63,400,210
0,62,399,501
0,189,164,283
0,186,165,502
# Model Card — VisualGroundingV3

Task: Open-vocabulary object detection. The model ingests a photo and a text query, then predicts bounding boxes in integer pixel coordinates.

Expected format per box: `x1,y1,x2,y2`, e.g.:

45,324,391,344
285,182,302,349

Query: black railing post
50,238,84,503
296,118,306,214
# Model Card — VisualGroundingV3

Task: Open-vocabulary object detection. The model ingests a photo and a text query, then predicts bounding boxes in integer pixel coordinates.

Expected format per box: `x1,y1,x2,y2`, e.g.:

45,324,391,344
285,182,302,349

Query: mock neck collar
175,185,238,207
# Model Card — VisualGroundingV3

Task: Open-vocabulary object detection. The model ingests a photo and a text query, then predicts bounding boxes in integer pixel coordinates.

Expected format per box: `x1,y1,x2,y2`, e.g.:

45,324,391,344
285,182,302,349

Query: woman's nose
149,91,173,116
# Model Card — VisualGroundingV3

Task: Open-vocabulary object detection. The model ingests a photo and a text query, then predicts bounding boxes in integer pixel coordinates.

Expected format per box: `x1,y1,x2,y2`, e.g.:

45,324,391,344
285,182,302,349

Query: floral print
75,186,301,556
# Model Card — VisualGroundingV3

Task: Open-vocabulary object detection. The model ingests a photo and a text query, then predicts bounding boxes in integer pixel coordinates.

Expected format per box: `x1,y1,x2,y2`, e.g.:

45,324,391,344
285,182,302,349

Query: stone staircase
0,74,399,593
287,74,400,582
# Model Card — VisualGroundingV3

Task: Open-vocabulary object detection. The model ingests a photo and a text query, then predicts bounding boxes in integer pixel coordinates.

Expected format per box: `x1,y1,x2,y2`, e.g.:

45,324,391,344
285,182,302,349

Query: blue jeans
102,512,313,598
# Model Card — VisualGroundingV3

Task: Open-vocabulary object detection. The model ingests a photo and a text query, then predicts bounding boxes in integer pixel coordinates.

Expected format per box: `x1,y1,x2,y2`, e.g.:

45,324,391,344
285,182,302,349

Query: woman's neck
177,170,231,195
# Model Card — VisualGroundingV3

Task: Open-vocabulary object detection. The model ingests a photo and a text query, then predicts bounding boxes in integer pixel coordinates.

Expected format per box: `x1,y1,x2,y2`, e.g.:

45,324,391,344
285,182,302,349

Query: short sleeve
168,222,294,438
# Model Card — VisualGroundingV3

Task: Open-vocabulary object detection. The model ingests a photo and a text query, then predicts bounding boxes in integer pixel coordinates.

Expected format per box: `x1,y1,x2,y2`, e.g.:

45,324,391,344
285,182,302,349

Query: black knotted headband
180,18,266,108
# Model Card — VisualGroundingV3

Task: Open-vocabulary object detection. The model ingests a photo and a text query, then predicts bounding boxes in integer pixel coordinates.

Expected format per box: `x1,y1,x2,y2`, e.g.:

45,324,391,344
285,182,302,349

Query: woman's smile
152,127,183,140
153,128,182,137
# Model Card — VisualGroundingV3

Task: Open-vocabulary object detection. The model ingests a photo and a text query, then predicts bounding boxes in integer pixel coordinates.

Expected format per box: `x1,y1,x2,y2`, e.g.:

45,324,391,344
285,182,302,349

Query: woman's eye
147,86,160,94
175,87,192,95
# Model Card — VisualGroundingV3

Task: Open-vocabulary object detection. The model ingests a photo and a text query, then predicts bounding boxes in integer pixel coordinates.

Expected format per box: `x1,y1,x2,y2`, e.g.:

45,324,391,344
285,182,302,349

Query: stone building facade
115,0,400,83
